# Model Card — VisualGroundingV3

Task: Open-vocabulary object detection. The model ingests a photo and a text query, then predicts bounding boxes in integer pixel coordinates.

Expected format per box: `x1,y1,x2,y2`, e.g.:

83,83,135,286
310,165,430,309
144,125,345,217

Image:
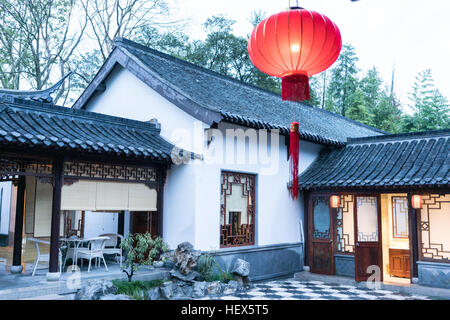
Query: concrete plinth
46,272,61,281
10,265,23,274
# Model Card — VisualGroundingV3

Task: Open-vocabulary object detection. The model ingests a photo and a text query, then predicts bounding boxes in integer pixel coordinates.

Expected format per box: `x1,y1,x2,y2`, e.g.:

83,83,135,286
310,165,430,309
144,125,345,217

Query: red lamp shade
411,195,422,209
248,8,342,101
330,195,340,209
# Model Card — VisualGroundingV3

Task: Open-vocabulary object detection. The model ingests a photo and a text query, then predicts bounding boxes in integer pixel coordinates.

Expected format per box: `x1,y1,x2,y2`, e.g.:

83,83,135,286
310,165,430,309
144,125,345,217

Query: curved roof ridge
348,129,450,144
0,73,71,103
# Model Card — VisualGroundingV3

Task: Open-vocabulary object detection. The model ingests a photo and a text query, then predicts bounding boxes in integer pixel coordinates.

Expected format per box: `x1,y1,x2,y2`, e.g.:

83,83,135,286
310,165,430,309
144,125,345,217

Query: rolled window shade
61,181,157,212
34,180,53,237
128,183,157,211
61,180,97,210
95,182,129,211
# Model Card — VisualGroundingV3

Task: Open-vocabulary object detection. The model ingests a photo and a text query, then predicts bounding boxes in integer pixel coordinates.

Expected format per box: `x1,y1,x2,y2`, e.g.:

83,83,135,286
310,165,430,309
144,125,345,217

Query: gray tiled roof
112,38,384,144
0,96,177,162
299,130,450,189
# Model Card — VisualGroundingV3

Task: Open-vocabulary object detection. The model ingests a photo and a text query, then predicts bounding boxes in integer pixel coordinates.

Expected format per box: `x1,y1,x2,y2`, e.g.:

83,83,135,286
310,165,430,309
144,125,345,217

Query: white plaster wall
82,66,323,250
85,65,206,154
193,122,322,250
84,66,203,249
0,181,12,235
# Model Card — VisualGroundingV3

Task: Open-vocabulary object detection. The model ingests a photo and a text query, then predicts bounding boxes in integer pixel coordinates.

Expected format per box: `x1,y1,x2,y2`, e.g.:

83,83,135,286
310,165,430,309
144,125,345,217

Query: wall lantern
411,195,422,209
330,195,340,209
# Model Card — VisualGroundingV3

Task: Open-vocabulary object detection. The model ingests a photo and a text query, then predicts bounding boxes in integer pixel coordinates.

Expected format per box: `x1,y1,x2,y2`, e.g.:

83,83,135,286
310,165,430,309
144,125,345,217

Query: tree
182,16,251,81
0,0,87,103
120,233,168,282
325,44,359,117
359,67,402,132
68,0,183,103
80,0,177,60
407,69,450,131
164,14,281,94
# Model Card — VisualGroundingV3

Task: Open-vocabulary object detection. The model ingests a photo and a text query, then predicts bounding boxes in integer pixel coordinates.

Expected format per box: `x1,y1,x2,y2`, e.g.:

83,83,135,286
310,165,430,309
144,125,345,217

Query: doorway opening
380,194,411,285
131,211,159,238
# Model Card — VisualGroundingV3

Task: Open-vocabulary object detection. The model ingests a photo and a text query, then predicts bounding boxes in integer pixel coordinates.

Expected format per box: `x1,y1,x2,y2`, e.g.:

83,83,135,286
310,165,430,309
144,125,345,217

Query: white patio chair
99,233,123,267
29,238,63,276
75,237,109,272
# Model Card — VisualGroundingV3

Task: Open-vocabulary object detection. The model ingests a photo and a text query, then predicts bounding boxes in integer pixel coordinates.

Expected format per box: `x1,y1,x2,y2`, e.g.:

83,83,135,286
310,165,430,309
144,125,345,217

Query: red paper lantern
248,7,342,102
248,7,342,200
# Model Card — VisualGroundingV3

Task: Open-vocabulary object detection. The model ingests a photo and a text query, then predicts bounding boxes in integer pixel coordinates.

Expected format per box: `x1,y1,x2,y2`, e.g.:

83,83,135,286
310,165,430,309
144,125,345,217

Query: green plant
112,279,164,300
197,253,234,283
120,233,169,282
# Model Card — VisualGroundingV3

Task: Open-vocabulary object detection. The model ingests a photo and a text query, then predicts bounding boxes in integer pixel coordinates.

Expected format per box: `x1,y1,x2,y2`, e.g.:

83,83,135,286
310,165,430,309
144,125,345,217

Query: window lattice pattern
336,195,355,254
0,158,52,180
220,171,255,248
356,196,379,242
392,196,409,238
419,194,450,263
63,161,157,182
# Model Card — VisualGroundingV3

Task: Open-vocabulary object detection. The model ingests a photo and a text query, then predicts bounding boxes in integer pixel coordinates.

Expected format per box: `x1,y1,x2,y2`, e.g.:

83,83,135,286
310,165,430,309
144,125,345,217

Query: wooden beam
49,157,63,273
12,176,26,269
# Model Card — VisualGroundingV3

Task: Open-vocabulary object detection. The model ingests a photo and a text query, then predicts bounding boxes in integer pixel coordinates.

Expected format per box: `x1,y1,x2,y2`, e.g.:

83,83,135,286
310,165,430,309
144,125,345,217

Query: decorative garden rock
74,280,118,300
207,281,223,296
192,281,208,298
100,294,132,300
174,242,201,275
146,287,161,300
159,281,177,300
153,260,164,268
181,284,194,298
232,258,250,277
170,269,202,283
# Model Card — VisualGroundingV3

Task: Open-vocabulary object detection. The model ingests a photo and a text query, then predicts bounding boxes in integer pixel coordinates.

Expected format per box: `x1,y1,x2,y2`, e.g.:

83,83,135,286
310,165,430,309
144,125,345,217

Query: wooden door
354,196,383,282
131,211,158,238
309,196,334,275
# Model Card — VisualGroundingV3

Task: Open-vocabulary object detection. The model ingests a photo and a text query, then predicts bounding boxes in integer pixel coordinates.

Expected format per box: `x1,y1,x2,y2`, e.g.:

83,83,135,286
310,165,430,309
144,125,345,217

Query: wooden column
118,211,125,247
118,211,125,235
156,168,166,238
407,192,419,278
49,158,63,274
303,190,309,267
12,176,26,269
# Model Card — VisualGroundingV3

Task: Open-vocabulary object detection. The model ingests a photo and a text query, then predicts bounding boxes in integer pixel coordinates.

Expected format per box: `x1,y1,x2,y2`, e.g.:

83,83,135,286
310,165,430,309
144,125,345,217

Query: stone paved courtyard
199,278,433,300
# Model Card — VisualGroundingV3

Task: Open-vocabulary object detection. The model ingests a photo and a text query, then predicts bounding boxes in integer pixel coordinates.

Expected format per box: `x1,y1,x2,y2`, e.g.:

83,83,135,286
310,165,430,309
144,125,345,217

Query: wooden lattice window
419,194,450,263
335,195,355,254
220,171,255,248
392,197,409,238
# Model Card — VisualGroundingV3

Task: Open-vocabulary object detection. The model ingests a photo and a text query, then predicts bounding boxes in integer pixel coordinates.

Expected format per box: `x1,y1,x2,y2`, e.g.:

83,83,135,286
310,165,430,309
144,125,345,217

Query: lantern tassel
289,122,300,200
282,74,310,102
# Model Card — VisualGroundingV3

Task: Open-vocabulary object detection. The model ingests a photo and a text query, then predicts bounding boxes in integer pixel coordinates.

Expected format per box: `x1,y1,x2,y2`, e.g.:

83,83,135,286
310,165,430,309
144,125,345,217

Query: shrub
120,233,169,282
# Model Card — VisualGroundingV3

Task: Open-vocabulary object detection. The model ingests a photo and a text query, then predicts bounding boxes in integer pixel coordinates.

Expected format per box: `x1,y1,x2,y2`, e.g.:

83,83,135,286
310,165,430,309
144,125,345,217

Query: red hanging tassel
289,122,300,200
282,74,310,102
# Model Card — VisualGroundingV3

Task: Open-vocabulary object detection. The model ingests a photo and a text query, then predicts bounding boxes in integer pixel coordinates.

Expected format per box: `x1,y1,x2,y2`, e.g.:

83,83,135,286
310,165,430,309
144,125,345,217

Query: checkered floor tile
202,278,431,300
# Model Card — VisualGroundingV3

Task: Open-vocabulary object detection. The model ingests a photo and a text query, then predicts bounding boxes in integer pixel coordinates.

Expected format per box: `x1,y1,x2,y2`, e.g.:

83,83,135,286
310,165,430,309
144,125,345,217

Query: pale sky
168,0,450,112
